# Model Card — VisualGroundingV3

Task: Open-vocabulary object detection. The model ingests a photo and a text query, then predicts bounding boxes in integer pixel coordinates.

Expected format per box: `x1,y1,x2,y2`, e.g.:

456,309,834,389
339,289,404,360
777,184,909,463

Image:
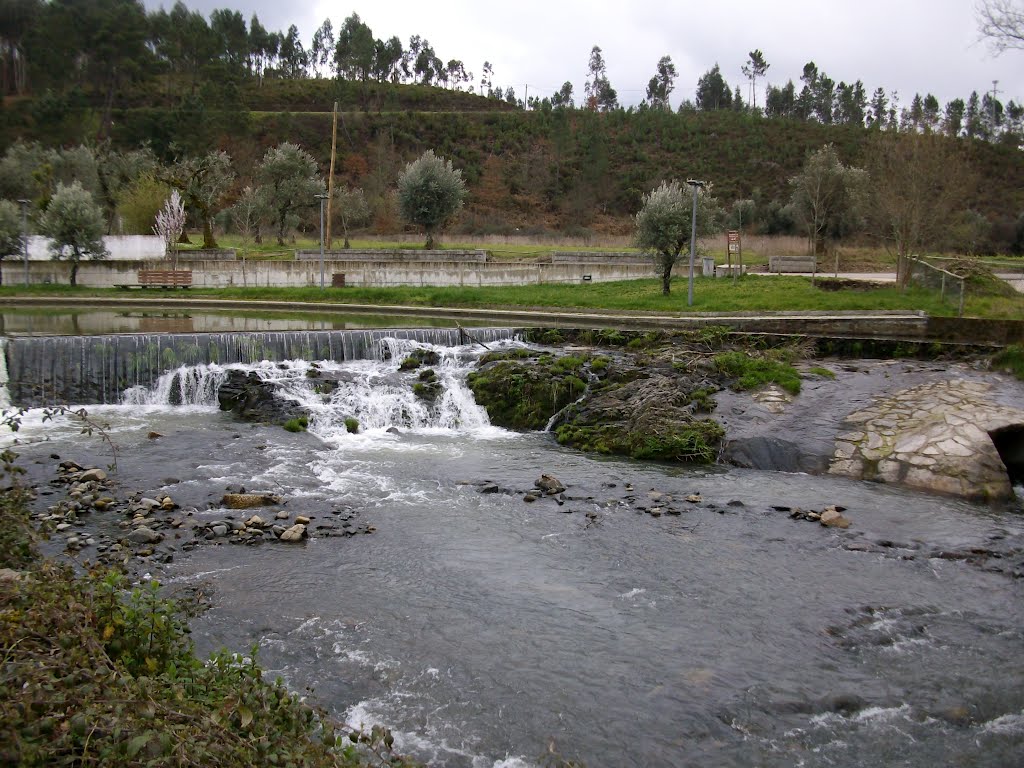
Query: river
3,333,1023,767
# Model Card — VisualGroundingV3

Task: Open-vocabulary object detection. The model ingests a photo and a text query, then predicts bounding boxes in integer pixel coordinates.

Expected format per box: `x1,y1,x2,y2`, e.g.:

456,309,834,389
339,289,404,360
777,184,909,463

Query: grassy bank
4,275,1022,319
0,453,417,768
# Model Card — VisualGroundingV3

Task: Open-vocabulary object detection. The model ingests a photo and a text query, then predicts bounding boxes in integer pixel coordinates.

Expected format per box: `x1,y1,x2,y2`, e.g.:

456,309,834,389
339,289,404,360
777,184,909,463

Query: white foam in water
981,710,1024,735
124,363,229,407
810,703,914,729
346,697,532,768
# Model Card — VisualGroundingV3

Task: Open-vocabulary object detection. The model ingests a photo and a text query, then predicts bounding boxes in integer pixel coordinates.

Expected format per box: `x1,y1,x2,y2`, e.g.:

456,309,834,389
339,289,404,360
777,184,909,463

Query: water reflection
1,308,500,336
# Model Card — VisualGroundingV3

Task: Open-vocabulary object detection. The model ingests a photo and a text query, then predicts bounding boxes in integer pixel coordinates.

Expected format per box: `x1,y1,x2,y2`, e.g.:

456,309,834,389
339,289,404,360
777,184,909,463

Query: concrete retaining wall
20,235,166,261
295,249,488,263
1,257,656,288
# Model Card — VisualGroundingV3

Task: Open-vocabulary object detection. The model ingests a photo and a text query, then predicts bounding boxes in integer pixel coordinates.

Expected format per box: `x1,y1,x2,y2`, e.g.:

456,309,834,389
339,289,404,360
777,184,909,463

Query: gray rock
820,508,852,529
128,526,163,544
280,523,307,542
210,524,229,538
535,474,566,494
79,468,107,482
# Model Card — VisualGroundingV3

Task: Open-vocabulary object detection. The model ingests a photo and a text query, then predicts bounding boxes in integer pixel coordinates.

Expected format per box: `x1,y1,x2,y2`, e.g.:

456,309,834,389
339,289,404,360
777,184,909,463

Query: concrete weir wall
2,254,656,288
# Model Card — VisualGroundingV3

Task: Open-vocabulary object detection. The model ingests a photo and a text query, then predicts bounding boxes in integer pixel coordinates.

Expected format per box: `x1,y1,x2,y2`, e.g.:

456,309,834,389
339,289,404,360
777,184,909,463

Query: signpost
727,230,742,283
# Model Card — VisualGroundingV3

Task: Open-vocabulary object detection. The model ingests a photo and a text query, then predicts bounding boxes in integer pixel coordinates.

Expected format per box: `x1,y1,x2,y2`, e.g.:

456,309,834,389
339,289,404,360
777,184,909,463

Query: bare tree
977,0,1024,53
866,132,977,286
153,189,186,269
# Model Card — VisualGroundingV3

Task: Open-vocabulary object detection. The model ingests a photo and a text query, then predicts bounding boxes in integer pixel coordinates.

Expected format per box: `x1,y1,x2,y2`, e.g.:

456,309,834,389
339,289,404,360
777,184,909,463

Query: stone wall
2,257,656,288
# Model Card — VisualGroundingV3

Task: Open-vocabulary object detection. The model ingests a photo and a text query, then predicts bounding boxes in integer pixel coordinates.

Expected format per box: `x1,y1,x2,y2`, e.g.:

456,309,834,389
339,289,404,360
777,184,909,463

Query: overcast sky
147,0,1022,110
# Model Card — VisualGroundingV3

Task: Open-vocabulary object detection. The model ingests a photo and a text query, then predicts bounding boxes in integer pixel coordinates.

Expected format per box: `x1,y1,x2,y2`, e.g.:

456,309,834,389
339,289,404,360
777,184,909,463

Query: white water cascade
124,337,519,438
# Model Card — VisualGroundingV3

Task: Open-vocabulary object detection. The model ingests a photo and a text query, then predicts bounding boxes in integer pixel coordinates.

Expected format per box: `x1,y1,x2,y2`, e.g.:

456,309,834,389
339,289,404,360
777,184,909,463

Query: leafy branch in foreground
0,563,419,767
3,406,118,473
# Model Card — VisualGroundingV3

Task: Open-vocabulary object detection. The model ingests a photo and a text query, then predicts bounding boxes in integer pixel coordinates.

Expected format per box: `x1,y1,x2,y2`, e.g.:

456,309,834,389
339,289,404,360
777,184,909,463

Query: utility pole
315,193,329,289
991,80,1000,137
685,180,706,308
326,101,338,248
17,199,29,286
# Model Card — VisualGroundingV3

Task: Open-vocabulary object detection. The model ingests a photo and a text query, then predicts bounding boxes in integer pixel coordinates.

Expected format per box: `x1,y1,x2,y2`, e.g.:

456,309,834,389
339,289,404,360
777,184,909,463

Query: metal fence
907,257,965,317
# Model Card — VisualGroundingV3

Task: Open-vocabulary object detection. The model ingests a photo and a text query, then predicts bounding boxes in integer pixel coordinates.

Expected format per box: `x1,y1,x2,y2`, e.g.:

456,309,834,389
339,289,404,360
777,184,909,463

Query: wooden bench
768,256,817,273
117,269,193,289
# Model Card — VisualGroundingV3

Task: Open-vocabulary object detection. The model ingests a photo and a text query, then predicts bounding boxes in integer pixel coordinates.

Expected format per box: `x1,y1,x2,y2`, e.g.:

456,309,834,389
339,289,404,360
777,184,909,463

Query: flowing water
3,333,1023,767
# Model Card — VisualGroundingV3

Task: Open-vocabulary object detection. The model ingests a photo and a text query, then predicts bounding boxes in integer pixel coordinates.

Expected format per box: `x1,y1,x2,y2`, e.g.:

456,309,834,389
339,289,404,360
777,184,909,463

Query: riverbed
5,336,1024,767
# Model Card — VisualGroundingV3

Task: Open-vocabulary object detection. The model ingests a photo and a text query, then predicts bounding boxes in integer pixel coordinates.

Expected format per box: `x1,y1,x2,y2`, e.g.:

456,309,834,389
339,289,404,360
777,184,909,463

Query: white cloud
146,0,1021,107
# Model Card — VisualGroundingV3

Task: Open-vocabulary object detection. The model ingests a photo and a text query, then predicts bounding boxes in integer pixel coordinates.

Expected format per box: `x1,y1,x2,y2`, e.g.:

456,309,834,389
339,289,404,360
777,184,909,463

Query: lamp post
685,180,706,308
17,199,29,286
315,193,329,289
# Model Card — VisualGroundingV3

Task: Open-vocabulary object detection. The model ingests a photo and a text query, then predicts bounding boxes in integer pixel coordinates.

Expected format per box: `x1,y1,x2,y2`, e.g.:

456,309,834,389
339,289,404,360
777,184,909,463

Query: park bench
768,255,817,273
117,269,193,289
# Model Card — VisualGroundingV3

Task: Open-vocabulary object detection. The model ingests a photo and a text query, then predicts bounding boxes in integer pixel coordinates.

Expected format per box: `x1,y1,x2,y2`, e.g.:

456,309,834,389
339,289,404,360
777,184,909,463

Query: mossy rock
468,357,589,431
399,349,441,371
413,369,443,401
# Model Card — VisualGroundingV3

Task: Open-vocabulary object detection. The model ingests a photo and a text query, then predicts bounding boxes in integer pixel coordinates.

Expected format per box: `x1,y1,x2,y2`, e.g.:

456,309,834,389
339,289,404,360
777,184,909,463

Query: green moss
413,370,442,400
554,419,724,464
283,416,309,433
398,349,441,371
589,355,611,372
687,387,718,412
344,417,360,434
807,366,837,379
468,356,589,430
992,344,1024,380
628,420,724,463
713,351,802,395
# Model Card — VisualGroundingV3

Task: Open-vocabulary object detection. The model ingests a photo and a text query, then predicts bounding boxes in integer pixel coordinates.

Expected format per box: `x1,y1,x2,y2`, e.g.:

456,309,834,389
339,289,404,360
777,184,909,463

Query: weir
2,328,518,407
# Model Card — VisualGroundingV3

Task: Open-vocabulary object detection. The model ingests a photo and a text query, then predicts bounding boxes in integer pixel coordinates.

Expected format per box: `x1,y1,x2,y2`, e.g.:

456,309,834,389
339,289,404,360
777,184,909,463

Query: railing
907,257,964,317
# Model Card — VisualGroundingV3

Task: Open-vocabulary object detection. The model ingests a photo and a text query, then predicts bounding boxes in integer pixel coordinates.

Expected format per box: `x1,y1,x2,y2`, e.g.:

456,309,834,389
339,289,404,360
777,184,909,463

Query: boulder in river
222,493,283,509
217,369,307,425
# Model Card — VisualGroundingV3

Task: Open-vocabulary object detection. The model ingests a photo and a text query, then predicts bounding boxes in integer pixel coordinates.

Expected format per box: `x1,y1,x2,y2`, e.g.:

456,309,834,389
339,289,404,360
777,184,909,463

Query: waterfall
3,328,518,407
123,336,505,437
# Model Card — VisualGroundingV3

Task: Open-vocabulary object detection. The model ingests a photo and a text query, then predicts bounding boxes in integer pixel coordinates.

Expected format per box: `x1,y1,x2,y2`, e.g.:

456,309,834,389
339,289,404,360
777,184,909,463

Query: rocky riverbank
464,329,1024,503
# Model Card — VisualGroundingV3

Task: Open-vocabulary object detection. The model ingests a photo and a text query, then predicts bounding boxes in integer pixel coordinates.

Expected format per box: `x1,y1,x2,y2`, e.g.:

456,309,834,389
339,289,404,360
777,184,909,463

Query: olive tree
396,150,467,249
255,143,325,246
0,200,24,286
788,144,868,259
162,151,235,249
39,182,108,286
635,180,723,295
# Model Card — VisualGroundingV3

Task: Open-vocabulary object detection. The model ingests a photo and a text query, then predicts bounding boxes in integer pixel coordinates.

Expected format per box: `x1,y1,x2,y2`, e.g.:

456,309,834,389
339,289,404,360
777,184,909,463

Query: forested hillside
1,0,1022,251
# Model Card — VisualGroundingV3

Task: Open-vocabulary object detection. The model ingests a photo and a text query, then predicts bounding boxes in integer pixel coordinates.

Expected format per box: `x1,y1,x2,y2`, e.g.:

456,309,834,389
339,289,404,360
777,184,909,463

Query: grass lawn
5,275,1022,319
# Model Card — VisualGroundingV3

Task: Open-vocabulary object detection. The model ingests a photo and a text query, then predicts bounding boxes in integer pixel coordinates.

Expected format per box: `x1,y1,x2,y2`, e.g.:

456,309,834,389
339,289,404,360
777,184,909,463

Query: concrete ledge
769,256,817,273
295,249,488,263
551,251,650,264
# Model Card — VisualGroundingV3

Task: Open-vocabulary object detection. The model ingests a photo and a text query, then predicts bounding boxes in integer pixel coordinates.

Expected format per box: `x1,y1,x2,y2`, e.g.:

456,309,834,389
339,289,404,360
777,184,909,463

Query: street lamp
685,180,706,308
314,193,329,289
17,199,30,286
